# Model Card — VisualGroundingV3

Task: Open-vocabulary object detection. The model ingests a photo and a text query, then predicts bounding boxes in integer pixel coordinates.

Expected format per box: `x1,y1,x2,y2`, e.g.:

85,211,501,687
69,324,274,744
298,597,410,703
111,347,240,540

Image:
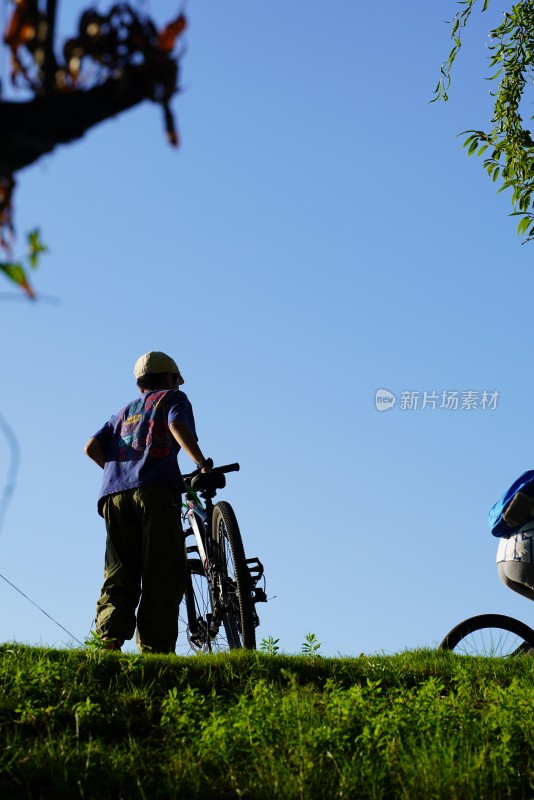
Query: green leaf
462,134,478,148
517,216,531,236
497,180,513,193
468,139,479,156
0,262,35,298
27,229,47,269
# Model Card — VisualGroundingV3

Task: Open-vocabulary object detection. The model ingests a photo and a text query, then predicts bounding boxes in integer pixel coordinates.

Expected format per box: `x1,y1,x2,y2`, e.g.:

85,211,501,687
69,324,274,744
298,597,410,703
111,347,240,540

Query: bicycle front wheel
439,614,534,657
181,558,212,653
180,557,241,654
212,501,256,649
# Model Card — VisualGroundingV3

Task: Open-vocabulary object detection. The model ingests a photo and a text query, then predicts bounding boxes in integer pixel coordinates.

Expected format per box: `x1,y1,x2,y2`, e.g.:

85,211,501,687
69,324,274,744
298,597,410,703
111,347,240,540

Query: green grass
2,644,534,798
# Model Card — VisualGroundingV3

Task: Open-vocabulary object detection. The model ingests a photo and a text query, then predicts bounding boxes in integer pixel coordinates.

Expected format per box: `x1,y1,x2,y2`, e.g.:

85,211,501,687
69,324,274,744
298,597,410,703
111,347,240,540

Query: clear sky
0,0,532,656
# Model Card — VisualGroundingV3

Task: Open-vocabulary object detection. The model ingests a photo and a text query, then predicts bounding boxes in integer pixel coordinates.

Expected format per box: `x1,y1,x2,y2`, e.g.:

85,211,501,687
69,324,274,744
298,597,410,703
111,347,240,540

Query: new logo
375,389,396,412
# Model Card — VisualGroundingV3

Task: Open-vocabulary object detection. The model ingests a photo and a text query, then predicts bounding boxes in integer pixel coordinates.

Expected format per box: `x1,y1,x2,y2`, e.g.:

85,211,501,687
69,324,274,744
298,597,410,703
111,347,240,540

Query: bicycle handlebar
182,462,240,481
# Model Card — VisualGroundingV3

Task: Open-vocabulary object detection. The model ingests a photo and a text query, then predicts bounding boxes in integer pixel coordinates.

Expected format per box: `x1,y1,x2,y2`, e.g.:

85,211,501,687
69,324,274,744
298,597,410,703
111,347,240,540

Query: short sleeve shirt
496,519,534,564
93,389,197,515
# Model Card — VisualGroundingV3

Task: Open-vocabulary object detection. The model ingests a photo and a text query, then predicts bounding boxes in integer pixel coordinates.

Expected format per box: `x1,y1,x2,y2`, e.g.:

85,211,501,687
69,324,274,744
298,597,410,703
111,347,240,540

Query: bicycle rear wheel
439,614,534,656
212,501,256,649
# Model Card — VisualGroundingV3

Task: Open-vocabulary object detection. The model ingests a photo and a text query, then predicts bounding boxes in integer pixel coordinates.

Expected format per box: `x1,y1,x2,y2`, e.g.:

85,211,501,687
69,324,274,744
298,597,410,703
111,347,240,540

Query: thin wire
0,293,61,304
0,571,84,645
0,410,83,646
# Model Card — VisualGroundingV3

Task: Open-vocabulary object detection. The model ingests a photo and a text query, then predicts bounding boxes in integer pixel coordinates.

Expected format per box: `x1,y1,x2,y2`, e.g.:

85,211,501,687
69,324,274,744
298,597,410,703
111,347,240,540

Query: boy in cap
84,351,212,653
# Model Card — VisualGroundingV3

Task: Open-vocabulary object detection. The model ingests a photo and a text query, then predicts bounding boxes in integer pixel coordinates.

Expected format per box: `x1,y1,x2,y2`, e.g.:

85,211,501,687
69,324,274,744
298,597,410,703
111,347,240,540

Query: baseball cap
133,351,184,384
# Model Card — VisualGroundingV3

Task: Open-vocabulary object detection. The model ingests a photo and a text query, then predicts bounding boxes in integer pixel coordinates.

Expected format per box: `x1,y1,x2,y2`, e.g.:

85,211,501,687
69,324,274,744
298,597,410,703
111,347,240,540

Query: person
497,508,534,603
84,351,212,653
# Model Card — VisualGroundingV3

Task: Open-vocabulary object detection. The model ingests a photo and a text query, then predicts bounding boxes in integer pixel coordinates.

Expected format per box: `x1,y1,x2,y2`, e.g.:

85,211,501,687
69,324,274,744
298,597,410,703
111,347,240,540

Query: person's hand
199,457,213,473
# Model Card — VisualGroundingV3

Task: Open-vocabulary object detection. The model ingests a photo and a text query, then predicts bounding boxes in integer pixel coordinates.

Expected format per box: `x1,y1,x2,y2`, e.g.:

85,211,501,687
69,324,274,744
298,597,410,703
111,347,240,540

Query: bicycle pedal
246,557,264,584
252,587,267,604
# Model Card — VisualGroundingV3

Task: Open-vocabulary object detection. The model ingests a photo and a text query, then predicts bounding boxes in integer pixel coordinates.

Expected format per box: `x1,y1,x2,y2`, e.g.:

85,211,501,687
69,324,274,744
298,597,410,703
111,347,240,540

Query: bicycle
439,613,534,657
178,461,267,652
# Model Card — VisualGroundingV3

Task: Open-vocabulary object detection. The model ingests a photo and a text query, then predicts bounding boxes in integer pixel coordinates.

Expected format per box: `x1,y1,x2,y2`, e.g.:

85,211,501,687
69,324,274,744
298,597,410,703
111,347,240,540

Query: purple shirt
93,389,197,515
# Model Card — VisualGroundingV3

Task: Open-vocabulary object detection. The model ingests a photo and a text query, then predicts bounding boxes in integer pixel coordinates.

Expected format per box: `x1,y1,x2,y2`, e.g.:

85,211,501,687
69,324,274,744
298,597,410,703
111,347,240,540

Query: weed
83,630,108,651
301,631,322,657
259,636,280,655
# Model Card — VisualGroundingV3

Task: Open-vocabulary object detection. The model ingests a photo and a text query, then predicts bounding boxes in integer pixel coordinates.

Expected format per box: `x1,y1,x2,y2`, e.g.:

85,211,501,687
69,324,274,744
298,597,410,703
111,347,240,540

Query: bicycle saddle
190,472,226,492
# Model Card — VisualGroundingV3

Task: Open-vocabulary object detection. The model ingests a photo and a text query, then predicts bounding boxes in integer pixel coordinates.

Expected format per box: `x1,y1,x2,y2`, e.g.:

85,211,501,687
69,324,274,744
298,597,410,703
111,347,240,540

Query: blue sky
1,0,533,656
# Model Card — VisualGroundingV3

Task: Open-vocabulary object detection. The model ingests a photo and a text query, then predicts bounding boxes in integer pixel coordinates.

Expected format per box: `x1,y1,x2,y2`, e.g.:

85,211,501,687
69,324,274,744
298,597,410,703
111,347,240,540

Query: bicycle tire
212,501,256,649
181,558,211,652
181,556,235,653
439,614,534,657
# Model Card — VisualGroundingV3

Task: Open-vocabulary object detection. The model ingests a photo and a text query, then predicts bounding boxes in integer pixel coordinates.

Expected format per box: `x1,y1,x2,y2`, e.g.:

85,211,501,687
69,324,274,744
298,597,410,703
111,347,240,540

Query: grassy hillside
1,644,534,799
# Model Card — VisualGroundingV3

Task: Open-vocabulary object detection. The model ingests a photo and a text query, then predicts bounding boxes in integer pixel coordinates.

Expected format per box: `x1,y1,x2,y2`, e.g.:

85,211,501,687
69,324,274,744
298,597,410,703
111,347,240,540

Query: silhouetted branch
0,62,176,175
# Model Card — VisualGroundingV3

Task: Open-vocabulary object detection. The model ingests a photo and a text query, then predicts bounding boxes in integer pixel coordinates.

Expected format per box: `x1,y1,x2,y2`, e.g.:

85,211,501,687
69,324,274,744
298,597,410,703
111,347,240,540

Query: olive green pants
95,487,186,653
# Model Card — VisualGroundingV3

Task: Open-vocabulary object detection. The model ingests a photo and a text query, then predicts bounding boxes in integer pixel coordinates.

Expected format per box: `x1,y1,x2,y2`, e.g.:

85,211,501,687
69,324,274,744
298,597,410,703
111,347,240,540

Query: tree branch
0,62,176,175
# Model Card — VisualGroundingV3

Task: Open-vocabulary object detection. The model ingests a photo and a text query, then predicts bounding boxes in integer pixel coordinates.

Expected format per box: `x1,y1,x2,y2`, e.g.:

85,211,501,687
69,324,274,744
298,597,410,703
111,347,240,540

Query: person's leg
95,491,143,644
498,561,534,602
135,487,186,653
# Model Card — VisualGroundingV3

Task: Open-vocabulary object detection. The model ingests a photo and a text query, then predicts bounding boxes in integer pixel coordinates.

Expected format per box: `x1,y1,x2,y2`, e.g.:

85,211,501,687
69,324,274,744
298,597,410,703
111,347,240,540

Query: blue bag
489,470,534,537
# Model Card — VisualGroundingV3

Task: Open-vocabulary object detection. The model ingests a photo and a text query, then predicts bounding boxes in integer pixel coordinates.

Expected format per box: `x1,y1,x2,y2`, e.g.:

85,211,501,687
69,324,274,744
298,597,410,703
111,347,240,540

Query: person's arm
169,421,211,472
84,437,106,469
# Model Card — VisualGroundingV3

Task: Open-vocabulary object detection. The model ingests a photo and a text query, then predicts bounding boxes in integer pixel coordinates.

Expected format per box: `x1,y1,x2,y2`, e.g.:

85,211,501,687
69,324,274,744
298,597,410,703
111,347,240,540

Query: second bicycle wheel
180,557,212,653
439,614,534,656
180,556,242,653
212,501,256,649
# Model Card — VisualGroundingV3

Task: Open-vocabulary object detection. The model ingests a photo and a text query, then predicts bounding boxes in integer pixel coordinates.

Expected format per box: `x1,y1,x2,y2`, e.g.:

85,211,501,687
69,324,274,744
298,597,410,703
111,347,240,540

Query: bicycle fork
185,502,209,572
